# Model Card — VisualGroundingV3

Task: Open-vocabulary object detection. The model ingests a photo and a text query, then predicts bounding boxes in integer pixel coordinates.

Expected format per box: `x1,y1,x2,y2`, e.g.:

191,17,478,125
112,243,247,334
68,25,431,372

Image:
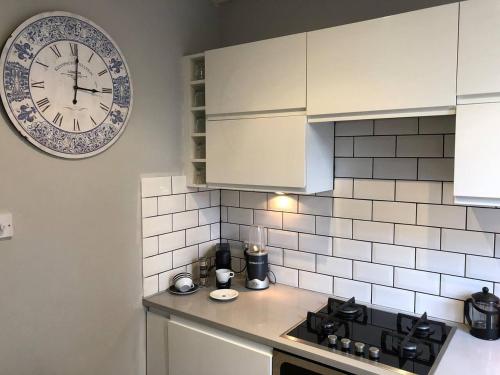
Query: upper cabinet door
205,34,306,117
457,0,500,104
307,4,459,121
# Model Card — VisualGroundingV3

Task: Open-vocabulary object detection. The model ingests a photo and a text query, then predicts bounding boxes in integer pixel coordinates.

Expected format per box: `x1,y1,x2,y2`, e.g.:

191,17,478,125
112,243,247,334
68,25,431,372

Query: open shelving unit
183,53,207,187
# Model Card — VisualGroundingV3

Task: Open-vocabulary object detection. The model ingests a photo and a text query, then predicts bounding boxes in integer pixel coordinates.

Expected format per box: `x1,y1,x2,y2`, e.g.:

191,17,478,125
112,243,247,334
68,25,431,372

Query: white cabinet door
147,311,169,375
457,0,500,104
205,33,306,116
455,103,500,206
206,115,333,193
168,316,272,375
307,3,458,121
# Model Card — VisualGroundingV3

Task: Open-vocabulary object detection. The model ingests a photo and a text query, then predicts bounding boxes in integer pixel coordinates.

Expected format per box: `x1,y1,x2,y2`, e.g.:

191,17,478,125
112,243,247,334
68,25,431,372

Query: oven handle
272,349,351,375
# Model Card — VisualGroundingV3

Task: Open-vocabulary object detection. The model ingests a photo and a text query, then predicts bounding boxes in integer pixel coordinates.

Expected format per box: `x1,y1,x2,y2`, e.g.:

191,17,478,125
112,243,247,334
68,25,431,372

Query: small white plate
209,289,239,302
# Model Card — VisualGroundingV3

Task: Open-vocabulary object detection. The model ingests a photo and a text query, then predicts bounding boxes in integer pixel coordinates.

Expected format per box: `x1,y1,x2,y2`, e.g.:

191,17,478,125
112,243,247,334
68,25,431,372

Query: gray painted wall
218,0,458,46
0,1,219,374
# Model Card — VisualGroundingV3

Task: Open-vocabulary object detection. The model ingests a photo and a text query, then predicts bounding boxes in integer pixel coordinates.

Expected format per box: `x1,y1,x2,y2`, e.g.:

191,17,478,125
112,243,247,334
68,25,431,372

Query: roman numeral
36,60,49,68
36,97,50,112
73,118,80,131
90,115,97,126
70,43,78,57
98,69,107,77
31,81,45,89
88,52,94,63
102,88,112,94
50,44,62,58
53,112,63,127
100,102,110,112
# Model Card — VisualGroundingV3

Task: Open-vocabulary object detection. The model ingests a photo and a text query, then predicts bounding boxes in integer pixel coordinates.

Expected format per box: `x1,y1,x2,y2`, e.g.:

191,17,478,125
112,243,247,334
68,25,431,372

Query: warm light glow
276,195,291,209
275,191,285,195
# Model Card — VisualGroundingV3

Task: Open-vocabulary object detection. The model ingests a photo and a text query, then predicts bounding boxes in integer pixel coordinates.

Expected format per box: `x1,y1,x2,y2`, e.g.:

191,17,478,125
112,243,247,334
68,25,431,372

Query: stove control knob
340,338,351,350
368,346,380,360
354,342,365,355
327,334,338,346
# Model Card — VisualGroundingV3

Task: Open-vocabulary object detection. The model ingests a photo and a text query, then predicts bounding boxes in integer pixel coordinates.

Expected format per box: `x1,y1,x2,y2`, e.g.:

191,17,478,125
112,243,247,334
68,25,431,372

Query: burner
413,321,434,338
321,320,338,334
338,304,361,318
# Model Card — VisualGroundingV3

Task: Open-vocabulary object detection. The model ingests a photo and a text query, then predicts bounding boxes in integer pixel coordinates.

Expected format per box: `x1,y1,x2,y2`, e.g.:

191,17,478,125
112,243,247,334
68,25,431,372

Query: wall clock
0,11,132,158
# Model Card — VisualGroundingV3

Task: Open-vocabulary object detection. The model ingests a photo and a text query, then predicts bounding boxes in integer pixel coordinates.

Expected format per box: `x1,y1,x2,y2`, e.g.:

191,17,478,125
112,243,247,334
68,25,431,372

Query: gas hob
282,297,456,374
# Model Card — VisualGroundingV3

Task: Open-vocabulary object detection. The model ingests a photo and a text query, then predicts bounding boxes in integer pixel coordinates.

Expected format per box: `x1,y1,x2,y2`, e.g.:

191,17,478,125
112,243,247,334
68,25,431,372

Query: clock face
0,12,132,158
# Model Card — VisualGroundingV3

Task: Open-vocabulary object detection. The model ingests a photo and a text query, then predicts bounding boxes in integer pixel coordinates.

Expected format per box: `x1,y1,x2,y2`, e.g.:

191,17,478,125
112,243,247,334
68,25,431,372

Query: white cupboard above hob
306,3,459,122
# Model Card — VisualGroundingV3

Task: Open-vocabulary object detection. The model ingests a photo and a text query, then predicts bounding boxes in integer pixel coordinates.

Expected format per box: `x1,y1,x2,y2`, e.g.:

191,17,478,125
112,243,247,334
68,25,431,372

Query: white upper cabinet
206,115,333,193
457,0,500,104
307,4,459,121
455,103,500,206
205,34,306,117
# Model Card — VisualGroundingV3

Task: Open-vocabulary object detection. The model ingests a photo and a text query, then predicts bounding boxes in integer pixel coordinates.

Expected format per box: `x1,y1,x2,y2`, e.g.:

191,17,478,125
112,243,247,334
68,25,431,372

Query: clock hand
75,86,101,94
72,57,79,104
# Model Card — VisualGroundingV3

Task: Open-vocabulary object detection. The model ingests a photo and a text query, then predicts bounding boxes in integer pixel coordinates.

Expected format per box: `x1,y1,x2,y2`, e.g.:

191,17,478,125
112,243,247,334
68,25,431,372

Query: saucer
167,283,199,296
209,289,239,302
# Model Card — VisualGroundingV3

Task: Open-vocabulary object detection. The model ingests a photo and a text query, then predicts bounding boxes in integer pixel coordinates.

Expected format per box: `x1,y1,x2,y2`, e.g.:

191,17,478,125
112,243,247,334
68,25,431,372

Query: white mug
216,268,235,283
174,277,194,293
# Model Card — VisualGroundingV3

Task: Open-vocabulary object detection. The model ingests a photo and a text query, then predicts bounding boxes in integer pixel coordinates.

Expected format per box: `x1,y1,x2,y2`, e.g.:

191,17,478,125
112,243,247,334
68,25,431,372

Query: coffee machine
215,243,232,288
244,225,269,290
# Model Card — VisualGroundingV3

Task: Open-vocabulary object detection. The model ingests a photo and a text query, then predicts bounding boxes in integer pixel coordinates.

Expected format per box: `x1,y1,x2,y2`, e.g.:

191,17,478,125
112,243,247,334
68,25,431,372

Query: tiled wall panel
220,116,500,323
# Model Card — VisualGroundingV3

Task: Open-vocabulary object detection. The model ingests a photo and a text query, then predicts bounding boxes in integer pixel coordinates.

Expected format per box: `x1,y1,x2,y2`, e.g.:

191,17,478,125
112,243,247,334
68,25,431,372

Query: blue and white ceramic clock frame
0,12,132,158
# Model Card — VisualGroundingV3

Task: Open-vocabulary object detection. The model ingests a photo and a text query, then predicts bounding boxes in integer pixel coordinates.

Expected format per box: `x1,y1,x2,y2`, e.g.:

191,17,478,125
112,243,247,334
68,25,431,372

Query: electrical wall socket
0,212,13,239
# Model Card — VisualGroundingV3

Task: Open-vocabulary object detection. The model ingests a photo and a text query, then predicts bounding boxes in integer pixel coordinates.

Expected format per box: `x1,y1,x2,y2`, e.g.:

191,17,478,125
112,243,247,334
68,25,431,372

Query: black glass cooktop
283,297,454,375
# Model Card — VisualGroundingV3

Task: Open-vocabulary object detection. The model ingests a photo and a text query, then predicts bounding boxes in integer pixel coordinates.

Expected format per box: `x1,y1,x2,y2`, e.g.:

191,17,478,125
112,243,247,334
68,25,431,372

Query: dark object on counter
244,248,269,290
464,287,500,340
215,243,232,289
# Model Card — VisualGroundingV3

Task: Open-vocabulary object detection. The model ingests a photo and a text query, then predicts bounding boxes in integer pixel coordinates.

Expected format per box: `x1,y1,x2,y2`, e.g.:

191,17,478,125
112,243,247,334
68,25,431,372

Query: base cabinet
147,311,169,375
168,315,272,375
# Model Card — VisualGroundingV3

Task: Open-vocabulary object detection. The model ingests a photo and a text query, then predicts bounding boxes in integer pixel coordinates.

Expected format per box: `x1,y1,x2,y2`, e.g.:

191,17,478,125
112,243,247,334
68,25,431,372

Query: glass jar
465,287,500,340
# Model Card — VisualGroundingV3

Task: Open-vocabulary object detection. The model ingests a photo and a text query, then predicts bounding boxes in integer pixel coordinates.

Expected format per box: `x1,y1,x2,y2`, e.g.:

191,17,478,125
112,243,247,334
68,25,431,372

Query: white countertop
143,279,500,375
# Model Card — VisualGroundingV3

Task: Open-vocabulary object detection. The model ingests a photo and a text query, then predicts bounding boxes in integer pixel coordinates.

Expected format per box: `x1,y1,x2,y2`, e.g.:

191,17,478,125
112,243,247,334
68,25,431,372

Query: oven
272,350,354,375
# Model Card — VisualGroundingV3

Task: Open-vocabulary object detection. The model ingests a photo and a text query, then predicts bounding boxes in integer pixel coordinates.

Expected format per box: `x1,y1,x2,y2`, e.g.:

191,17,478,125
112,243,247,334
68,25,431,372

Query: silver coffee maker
244,225,269,290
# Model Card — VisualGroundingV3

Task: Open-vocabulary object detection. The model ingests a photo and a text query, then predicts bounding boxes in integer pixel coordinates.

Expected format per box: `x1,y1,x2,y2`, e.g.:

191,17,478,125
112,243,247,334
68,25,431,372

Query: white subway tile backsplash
299,196,332,216
268,194,298,213
159,230,185,253
143,236,159,258
210,190,220,206
316,255,352,278
394,268,440,295
442,182,454,205
417,204,466,229
372,243,415,268
332,178,353,198
354,136,396,157
353,262,393,286
172,210,198,231
418,158,454,181
142,198,157,218
228,207,253,225
397,135,443,157
396,181,442,204
419,116,455,134
199,207,220,226
299,233,332,255
372,285,415,312
467,207,500,233
199,240,218,258
143,275,159,297
141,176,171,197
270,265,298,287
172,245,198,268
374,118,418,135
158,194,185,215
221,190,239,207
497,235,500,258
254,210,282,229
316,216,352,238
143,215,172,237
143,252,172,277
441,229,494,256
334,277,371,302
284,250,315,272
416,249,465,276
210,223,220,240
353,179,395,201
186,225,211,246
283,213,315,234
394,224,440,249
441,275,493,300
335,120,373,136
268,229,298,250
444,135,455,158
373,158,418,180
172,175,195,194
221,223,239,241
335,137,353,157
466,256,500,283
333,198,372,220
267,246,284,266
239,191,267,209
335,158,373,178
353,220,394,244
221,206,228,222
299,271,333,294
373,201,416,224
186,191,210,210
333,238,371,261
415,293,464,322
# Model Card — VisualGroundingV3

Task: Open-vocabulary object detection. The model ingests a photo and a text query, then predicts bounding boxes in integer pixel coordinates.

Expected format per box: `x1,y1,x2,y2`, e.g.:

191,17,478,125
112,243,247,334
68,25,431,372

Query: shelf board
190,183,207,188
190,79,205,85
191,106,206,111
192,133,206,137
192,159,206,163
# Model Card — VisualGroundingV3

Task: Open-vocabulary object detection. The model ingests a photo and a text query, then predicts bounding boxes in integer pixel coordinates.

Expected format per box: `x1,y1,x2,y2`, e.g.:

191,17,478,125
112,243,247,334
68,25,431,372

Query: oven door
272,350,353,375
